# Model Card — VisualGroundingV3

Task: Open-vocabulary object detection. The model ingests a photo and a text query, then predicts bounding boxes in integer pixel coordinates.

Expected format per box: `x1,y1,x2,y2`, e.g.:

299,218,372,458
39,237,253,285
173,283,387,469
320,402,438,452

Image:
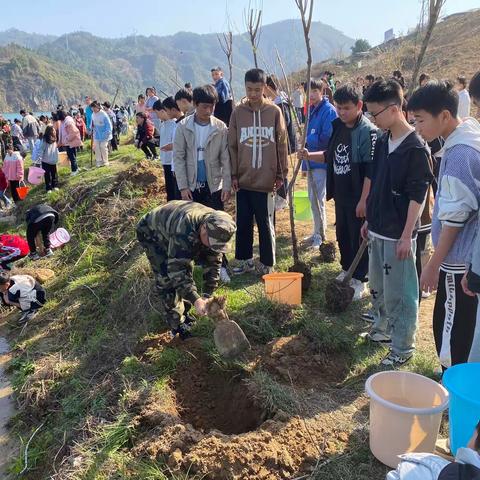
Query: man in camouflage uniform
136,200,236,339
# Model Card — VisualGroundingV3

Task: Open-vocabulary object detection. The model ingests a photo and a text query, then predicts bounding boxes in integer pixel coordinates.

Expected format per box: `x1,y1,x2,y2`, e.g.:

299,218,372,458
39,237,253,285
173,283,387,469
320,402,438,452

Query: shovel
206,296,251,359
325,238,368,313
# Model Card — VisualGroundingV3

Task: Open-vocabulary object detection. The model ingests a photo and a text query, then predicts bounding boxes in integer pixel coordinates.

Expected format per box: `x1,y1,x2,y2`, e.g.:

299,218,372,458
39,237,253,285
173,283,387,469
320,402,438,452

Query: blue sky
1,0,478,45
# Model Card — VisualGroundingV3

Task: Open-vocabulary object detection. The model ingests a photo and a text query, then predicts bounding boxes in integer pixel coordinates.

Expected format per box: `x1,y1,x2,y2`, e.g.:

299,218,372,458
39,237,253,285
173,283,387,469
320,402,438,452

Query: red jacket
0,234,30,262
136,119,155,144
0,170,7,191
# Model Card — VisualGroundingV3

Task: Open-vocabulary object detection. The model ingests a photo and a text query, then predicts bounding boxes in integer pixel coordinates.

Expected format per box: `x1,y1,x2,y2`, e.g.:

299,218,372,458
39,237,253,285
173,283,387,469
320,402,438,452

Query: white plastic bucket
365,371,449,468
49,228,71,249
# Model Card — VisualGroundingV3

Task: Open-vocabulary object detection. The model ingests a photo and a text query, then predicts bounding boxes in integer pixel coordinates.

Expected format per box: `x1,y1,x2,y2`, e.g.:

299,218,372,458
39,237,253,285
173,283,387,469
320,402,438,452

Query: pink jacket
2,152,24,182
59,116,83,148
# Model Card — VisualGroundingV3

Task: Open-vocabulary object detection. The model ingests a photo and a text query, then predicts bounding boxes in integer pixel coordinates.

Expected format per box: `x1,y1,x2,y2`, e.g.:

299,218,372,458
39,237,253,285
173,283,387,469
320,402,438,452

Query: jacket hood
443,118,480,154
456,448,480,469
238,97,275,113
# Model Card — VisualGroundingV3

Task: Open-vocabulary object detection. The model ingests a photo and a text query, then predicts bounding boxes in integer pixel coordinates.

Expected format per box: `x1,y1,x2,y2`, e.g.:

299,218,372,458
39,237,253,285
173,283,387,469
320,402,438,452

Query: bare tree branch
408,0,446,95
244,1,263,68
217,30,235,101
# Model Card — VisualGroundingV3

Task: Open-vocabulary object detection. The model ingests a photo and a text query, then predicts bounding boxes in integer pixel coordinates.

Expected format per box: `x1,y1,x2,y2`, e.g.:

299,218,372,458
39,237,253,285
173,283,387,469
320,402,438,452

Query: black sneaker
184,314,196,326
171,323,192,341
18,310,38,325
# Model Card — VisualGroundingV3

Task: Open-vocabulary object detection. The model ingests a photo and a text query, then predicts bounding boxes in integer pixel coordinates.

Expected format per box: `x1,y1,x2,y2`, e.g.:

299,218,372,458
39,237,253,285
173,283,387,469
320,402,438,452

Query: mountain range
0,21,354,112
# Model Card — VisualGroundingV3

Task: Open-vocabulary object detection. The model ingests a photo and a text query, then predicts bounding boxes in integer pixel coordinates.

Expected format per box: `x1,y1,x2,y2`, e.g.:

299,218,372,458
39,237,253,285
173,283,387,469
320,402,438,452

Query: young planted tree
217,30,235,102
244,2,262,68
408,0,447,95
285,0,315,288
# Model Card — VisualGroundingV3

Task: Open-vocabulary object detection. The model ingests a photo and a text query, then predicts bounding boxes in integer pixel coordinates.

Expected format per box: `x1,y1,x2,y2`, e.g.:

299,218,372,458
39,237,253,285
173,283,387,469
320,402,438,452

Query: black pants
335,202,368,281
42,162,58,191
235,189,275,267
192,184,227,268
415,231,428,303
214,100,233,126
29,283,46,311
66,146,78,172
27,217,55,253
1,254,25,270
141,140,157,159
111,134,118,151
162,165,177,202
9,180,20,203
433,268,479,369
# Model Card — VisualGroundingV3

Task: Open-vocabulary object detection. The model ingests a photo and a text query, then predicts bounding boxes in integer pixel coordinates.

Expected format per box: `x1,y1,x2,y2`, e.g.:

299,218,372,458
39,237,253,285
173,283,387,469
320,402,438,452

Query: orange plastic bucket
16,185,30,200
262,272,303,305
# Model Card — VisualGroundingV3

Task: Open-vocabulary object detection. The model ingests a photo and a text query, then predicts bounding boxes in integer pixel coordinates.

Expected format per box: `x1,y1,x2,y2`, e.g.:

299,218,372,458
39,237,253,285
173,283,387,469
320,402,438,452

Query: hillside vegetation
0,20,353,112
294,9,480,89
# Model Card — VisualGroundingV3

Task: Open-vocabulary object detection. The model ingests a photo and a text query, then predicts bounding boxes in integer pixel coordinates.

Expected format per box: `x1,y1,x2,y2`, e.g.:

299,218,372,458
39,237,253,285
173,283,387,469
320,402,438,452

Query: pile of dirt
260,335,347,388
114,160,166,196
11,267,55,284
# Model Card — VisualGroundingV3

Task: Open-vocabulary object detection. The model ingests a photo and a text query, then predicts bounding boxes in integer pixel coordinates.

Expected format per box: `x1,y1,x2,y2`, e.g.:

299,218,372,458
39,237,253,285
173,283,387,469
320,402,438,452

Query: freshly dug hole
173,358,267,435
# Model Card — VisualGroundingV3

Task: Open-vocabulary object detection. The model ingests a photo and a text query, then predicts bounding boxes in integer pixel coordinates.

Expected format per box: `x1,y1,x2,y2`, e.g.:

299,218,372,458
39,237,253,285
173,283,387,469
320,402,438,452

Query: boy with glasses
361,80,433,366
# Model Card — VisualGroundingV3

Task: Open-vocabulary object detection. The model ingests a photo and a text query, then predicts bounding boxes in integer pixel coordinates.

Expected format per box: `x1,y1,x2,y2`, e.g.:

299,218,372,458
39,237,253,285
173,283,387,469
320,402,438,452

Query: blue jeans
368,234,419,356
307,168,327,240
0,191,12,208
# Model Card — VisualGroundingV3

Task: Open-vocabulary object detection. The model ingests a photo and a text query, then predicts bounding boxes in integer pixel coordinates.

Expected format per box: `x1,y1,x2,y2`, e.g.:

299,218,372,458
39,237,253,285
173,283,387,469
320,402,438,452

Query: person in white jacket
386,421,480,480
457,76,471,120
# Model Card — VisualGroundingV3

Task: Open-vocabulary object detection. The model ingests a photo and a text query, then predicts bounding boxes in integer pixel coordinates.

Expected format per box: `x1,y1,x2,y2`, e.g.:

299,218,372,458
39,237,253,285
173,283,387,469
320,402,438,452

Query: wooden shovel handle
343,238,368,285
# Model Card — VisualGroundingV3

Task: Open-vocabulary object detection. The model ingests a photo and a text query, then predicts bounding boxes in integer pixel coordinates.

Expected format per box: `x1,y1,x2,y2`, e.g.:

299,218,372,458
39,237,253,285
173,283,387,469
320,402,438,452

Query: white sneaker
257,263,274,275
47,190,53,195
350,278,367,301
311,234,322,248
70,170,79,176
336,270,347,281
220,267,231,284
275,196,289,211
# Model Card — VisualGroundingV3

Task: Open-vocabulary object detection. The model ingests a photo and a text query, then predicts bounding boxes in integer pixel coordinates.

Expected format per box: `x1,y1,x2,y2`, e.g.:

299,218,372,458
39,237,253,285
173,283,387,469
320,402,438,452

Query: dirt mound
260,335,347,388
173,357,267,434
114,160,166,196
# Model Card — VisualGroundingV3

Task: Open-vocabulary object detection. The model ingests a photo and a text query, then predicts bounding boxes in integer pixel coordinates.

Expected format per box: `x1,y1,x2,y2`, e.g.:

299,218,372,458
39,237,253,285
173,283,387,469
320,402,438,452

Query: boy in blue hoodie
410,80,480,370
297,80,337,248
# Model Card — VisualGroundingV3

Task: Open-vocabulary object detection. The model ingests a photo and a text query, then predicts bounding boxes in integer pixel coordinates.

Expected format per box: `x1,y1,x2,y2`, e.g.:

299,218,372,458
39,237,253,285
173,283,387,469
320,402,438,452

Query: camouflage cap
204,211,236,253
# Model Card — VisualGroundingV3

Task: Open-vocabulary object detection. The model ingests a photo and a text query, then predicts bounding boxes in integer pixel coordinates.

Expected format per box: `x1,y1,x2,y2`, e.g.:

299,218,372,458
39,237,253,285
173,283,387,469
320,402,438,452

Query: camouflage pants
136,219,191,330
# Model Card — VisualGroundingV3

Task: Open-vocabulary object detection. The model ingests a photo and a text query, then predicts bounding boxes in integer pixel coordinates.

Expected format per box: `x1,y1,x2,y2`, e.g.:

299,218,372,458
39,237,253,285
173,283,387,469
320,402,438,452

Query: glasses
369,104,397,119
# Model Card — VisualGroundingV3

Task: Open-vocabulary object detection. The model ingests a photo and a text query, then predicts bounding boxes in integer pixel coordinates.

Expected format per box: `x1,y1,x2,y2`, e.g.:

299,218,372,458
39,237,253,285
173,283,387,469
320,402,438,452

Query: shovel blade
214,320,251,359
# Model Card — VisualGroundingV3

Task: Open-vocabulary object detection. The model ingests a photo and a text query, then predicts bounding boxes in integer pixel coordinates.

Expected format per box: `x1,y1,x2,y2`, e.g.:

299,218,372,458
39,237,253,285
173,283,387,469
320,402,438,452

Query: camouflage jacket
140,200,222,303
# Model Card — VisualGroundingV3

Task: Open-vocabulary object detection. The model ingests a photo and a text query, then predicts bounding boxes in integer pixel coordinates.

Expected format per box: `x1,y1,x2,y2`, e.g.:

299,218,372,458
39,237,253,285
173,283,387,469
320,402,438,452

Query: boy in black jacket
26,203,59,260
361,80,433,366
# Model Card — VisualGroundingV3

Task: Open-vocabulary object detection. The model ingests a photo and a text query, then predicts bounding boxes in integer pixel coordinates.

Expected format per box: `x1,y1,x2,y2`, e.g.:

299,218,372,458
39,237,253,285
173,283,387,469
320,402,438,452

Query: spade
206,296,251,359
325,238,368,313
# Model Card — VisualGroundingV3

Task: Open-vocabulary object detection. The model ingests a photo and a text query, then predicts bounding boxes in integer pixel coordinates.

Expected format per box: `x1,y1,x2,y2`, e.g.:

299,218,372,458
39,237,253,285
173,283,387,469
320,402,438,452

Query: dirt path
0,330,17,477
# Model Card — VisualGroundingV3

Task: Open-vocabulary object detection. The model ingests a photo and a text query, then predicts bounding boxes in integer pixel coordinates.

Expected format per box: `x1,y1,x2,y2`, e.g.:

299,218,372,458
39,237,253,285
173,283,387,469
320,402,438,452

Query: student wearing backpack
20,110,39,154
36,126,59,193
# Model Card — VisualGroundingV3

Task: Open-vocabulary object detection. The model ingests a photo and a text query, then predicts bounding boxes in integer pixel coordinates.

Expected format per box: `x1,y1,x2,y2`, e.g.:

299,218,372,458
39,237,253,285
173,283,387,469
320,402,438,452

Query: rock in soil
324,279,354,313
11,267,55,284
288,262,312,291
319,241,336,263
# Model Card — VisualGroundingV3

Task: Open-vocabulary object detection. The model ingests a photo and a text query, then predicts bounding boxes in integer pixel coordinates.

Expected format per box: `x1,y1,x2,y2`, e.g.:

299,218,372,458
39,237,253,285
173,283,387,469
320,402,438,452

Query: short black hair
90,100,101,109
162,96,179,111
137,94,145,101
184,82,192,89
266,75,279,92
211,66,222,73
363,79,403,106
334,84,361,105
365,74,375,82
245,68,266,84
419,73,430,85
152,99,164,111
174,88,193,103
19,109,26,115
408,80,458,117
470,71,480,100
310,79,324,91
56,110,67,121
103,101,111,108
457,75,467,88
192,85,218,105
0,272,10,285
